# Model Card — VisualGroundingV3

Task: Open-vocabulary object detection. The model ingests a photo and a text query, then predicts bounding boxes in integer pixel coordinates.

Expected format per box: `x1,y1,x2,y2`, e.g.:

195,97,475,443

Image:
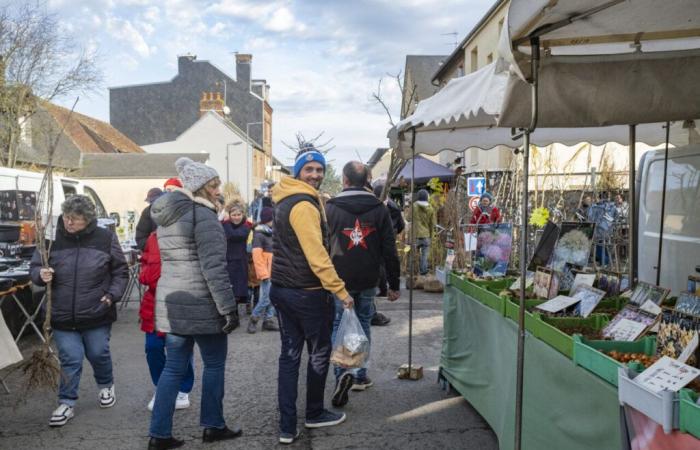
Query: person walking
469,192,501,227
30,195,128,427
371,183,404,326
270,146,353,445
135,178,183,251
147,157,241,450
222,201,252,316
413,189,434,276
247,206,278,333
326,162,401,407
138,230,194,411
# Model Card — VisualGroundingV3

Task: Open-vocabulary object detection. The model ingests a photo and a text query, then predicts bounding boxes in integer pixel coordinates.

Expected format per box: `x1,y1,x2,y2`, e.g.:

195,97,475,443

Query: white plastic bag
331,308,369,369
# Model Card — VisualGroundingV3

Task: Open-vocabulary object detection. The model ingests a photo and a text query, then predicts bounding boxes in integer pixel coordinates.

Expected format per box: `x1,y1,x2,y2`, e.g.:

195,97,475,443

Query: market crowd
30,146,412,449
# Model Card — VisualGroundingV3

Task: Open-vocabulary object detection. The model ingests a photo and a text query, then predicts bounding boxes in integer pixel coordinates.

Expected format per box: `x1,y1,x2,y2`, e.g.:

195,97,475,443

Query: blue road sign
467,177,486,197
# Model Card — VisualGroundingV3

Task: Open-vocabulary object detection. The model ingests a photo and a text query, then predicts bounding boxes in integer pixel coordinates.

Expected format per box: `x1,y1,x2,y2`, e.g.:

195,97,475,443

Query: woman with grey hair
30,194,129,427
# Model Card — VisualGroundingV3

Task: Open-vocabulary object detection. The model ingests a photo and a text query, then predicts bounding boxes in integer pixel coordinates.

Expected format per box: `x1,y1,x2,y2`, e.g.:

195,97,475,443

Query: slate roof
78,153,208,178
367,148,390,168
404,55,447,106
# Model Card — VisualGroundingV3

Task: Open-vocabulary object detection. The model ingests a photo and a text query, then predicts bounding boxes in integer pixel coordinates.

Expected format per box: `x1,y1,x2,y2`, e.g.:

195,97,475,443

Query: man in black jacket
326,162,400,407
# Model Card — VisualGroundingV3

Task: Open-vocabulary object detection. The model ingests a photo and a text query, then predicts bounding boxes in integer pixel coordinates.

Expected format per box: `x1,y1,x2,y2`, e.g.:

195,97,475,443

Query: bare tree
281,131,336,155
0,1,102,167
371,71,417,201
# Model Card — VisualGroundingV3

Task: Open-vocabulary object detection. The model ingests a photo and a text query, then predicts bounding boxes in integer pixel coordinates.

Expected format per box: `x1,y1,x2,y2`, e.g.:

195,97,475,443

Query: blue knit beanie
480,191,494,202
293,146,326,178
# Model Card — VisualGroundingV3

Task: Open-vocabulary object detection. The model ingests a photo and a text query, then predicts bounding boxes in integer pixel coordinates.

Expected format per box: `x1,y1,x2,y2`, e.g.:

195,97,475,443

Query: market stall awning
395,155,454,184
499,0,700,127
388,60,698,159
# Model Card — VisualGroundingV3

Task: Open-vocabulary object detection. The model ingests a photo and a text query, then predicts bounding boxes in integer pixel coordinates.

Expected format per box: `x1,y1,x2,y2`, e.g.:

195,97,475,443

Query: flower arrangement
529,207,550,228
551,227,593,271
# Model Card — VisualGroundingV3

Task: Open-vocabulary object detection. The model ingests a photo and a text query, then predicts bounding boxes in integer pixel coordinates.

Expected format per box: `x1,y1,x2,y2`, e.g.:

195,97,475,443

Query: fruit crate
618,367,680,434
450,274,505,315
680,389,700,439
529,314,611,359
573,335,655,387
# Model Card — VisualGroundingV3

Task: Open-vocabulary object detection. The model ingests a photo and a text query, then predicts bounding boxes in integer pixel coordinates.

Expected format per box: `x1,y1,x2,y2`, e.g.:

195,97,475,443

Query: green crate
596,296,628,312
450,274,505,315
472,277,515,291
530,314,611,359
504,297,546,330
680,389,700,439
573,335,655,387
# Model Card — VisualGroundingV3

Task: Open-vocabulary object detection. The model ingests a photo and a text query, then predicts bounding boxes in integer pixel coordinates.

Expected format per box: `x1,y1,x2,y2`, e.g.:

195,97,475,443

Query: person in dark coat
135,178,183,251
221,201,251,311
30,195,128,428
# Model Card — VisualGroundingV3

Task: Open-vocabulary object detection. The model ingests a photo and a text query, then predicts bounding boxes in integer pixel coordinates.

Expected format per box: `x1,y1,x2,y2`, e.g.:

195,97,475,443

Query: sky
44,0,495,167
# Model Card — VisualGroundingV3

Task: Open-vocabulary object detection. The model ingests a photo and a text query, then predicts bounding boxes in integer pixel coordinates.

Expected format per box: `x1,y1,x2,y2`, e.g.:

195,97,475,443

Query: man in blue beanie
270,144,353,444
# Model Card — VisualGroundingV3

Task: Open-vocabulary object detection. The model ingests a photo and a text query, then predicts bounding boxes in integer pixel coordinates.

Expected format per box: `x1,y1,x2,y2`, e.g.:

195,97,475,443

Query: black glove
222,312,240,334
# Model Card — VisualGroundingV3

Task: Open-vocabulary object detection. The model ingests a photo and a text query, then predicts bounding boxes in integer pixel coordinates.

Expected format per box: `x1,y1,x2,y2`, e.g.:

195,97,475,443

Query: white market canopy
500,0,700,127
389,62,695,158
390,0,700,158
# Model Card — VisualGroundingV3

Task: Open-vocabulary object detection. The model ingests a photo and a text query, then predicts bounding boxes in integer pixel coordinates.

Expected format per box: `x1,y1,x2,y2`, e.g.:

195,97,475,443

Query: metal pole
515,37,540,450
408,128,416,372
226,144,230,184
628,125,636,289
655,122,671,286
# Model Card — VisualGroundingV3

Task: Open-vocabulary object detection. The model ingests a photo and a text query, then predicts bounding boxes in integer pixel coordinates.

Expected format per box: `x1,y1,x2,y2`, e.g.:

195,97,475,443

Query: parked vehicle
637,143,700,294
0,167,118,237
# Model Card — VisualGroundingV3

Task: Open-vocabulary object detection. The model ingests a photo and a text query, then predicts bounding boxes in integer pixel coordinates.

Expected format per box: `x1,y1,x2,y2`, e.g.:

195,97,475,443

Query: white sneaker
99,385,116,408
175,392,190,410
147,393,155,411
49,404,74,427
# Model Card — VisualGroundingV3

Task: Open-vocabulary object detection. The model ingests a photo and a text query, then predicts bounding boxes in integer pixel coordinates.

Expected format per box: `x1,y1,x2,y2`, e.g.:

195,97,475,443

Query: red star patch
341,218,376,250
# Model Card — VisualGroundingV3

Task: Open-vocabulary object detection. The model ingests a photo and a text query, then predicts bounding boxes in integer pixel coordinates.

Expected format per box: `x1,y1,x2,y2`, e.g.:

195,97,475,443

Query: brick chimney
236,53,252,88
199,91,225,117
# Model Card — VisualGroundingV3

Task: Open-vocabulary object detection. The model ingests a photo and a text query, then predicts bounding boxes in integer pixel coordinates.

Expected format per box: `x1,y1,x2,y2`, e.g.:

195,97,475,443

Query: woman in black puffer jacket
30,195,128,428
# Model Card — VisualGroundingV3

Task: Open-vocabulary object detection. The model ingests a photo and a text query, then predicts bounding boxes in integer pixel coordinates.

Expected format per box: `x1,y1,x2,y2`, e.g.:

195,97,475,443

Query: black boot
148,437,184,450
202,425,243,443
262,319,279,331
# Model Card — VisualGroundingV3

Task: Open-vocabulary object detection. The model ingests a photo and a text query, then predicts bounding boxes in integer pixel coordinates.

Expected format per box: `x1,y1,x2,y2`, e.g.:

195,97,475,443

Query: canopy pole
628,125,636,289
408,128,416,372
655,122,671,286
515,37,540,450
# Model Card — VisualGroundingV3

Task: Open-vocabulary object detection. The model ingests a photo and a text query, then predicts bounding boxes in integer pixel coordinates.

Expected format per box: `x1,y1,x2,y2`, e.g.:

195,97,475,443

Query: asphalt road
0,288,498,450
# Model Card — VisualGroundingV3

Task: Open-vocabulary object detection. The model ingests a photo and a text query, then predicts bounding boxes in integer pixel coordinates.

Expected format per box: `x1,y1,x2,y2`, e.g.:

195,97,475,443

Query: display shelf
573,335,655,387
680,389,700,439
618,366,680,434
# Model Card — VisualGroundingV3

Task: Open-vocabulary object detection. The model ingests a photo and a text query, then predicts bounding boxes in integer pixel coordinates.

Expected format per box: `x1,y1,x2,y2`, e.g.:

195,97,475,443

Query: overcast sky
47,0,494,167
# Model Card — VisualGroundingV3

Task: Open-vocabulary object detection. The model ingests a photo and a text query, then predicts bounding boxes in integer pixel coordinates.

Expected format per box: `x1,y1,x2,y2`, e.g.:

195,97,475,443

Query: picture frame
534,267,559,299
629,281,671,307
572,285,606,318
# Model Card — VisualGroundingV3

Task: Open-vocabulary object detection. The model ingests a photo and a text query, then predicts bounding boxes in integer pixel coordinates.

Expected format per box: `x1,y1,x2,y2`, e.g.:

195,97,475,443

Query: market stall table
440,279,621,450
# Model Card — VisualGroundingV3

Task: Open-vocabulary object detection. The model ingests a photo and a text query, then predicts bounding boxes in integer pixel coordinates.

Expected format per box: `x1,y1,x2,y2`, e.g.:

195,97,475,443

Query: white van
0,167,116,232
637,144,700,294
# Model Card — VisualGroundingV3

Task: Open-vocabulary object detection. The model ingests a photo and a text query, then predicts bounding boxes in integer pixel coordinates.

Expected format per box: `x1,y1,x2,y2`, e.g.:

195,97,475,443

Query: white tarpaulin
389,60,697,159
500,0,700,127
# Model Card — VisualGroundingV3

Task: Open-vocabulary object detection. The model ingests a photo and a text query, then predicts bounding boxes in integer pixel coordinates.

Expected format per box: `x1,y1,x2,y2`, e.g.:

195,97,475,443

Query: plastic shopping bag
330,308,369,369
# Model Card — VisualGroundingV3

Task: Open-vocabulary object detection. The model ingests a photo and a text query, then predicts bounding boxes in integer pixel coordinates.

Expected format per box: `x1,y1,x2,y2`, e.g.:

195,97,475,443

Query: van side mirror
109,212,121,227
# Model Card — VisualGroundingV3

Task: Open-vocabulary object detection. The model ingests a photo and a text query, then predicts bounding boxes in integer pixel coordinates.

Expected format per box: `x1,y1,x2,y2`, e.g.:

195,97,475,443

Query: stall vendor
470,192,501,227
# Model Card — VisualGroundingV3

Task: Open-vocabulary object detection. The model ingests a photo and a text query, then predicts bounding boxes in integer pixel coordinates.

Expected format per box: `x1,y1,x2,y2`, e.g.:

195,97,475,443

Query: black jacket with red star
325,188,400,292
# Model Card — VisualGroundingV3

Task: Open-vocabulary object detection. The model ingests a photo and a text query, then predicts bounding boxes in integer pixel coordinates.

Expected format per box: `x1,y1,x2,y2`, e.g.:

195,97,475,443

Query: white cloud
141,6,161,24
209,22,228,36
245,36,278,51
206,1,278,21
265,7,306,33
106,16,151,58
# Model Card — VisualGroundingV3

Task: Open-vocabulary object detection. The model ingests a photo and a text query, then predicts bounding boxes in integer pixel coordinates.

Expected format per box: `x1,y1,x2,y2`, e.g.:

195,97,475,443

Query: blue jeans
53,325,113,407
270,285,334,434
149,333,228,438
332,289,374,381
252,279,275,320
416,237,430,275
144,332,195,393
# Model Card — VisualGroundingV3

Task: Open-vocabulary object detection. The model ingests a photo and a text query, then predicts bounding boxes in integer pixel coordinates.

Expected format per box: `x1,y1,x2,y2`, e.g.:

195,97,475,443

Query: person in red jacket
470,192,501,229
139,231,195,411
